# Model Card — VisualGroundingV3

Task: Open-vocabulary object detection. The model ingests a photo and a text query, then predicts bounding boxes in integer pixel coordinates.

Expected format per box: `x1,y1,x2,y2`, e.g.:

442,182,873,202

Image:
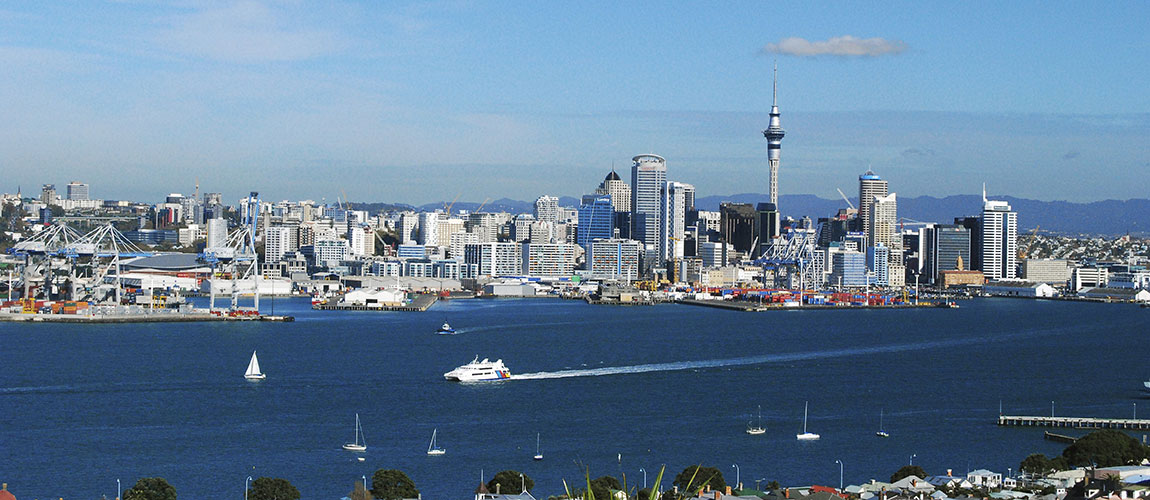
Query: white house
967,469,1003,489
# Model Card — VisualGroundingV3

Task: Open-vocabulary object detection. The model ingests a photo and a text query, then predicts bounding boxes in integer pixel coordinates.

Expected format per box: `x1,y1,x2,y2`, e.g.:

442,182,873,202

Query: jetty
314,293,437,312
998,414,1150,431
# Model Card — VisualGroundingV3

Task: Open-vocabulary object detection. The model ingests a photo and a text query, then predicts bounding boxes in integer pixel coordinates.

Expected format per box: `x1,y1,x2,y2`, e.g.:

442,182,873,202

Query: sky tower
763,65,786,207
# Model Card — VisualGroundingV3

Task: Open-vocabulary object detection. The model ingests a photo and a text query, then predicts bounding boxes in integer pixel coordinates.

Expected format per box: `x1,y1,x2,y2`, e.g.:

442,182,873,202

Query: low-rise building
1077,287,1150,303
984,281,1057,298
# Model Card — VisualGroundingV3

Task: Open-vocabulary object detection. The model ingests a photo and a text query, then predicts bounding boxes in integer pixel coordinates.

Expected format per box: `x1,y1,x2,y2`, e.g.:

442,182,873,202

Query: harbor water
1,298,1147,499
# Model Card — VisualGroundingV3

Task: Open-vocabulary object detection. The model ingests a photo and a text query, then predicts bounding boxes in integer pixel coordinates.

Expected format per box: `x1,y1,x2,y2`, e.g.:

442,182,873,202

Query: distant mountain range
353,194,1149,236
691,194,1149,236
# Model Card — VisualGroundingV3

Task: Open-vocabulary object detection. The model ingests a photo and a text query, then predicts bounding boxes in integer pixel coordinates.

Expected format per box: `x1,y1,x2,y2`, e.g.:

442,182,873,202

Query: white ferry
444,356,512,382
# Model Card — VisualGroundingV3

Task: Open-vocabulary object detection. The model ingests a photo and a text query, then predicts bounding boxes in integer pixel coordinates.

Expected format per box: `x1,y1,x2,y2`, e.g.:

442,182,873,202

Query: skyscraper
763,65,786,207
577,195,614,252
924,224,971,283
858,170,888,244
659,181,693,263
981,188,1018,280
869,193,899,251
630,154,666,249
595,169,631,213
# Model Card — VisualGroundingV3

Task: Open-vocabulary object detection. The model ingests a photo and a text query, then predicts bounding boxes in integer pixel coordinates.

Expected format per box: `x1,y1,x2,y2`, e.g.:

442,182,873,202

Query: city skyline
2,2,1148,204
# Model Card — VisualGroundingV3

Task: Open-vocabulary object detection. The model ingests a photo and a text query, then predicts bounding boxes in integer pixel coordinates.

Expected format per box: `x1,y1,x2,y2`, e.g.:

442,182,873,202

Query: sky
1,1,1148,206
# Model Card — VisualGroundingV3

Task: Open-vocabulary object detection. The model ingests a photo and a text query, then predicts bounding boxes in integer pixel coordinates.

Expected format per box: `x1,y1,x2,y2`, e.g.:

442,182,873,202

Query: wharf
0,312,263,323
676,299,942,312
314,293,437,312
999,415,1150,430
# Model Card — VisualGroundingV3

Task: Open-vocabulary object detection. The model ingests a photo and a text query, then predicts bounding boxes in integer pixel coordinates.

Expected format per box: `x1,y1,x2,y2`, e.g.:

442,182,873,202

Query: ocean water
1,297,1147,499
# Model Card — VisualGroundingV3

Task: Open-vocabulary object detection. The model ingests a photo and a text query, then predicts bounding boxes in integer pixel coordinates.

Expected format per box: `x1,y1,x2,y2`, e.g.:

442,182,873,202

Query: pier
314,294,438,312
998,415,1150,430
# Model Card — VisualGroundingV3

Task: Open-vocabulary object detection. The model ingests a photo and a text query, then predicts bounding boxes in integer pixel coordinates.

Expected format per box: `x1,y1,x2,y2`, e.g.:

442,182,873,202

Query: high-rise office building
719,203,756,264
954,216,983,272
924,224,971,284
762,65,786,207
66,181,89,201
630,154,666,249
869,193,899,252
755,202,780,257
866,244,890,286
659,181,693,263
858,170,888,245
577,194,614,253
534,195,559,224
418,212,440,246
595,169,631,213
981,190,1018,280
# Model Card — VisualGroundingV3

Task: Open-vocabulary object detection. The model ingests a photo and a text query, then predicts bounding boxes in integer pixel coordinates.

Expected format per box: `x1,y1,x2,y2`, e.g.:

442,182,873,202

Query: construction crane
836,188,856,211
475,197,492,213
1019,225,1041,260
444,193,462,216
342,190,352,211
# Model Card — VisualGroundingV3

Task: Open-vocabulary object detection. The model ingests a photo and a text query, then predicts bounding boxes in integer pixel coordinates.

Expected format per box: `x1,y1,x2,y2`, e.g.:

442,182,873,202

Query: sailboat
244,351,265,380
427,428,446,456
876,408,890,438
533,433,543,460
746,405,766,435
342,413,367,451
796,401,820,440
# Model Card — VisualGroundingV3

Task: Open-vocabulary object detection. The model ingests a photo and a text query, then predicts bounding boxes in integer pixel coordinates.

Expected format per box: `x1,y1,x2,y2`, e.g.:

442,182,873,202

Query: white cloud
154,1,347,63
763,36,907,57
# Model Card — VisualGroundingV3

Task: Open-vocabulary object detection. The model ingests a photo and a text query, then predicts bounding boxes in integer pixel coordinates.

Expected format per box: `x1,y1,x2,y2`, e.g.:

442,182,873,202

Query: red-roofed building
0,482,17,500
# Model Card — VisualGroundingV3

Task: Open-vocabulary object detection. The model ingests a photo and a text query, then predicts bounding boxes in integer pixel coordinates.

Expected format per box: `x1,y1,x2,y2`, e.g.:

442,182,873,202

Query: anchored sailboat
244,351,265,380
876,408,890,438
796,401,820,440
343,413,367,452
746,405,766,435
533,433,543,461
427,428,446,456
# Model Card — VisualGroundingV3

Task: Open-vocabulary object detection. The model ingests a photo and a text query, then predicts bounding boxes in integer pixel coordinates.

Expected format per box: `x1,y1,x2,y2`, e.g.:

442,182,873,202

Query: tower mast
763,64,786,207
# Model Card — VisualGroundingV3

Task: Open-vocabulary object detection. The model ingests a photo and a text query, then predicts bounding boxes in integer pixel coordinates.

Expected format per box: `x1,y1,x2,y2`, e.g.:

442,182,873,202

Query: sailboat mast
803,402,808,433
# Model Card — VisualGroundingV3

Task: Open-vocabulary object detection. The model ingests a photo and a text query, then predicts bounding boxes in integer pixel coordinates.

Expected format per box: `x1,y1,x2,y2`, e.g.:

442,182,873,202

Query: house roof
969,469,999,477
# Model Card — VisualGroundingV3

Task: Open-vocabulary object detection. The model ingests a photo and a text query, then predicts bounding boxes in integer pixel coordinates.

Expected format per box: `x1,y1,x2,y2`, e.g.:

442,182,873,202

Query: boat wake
512,327,1059,381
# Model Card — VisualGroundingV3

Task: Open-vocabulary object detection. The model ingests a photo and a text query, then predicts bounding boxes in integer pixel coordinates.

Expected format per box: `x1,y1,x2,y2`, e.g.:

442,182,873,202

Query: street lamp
521,473,526,493
732,464,740,489
640,468,647,489
1052,401,1055,418
835,460,843,492
363,475,368,495
245,476,253,500
117,479,120,500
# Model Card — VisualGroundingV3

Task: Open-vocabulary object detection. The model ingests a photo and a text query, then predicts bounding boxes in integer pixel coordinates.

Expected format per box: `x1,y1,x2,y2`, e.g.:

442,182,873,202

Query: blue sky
1,1,1147,205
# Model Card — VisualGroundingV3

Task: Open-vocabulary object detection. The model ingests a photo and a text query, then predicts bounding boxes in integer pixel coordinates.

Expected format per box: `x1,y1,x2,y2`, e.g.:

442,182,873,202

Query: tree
487,470,534,495
371,469,419,500
764,481,781,491
890,465,926,483
1062,429,1150,467
581,476,622,500
247,477,300,500
123,477,177,500
673,466,726,495
1020,454,1058,476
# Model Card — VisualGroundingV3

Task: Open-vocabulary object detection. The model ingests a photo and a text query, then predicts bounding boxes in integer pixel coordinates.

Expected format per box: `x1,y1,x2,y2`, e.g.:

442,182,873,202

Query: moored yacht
444,356,512,382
